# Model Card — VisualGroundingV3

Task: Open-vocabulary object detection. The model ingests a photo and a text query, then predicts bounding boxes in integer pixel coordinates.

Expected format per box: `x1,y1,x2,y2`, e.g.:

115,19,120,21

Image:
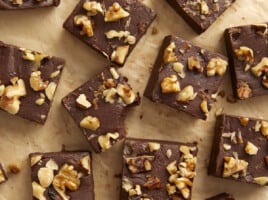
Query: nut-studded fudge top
121,138,198,200
0,41,65,124
63,0,156,66
0,0,60,9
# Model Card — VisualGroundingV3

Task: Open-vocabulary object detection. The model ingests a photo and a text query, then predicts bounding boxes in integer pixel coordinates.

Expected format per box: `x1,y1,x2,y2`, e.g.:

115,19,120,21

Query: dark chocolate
0,0,60,10
208,114,268,186
29,152,94,200
165,0,235,33
144,35,228,120
206,192,235,200
0,41,65,124
0,162,8,184
62,67,140,153
225,23,268,100
63,0,156,66
121,138,198,200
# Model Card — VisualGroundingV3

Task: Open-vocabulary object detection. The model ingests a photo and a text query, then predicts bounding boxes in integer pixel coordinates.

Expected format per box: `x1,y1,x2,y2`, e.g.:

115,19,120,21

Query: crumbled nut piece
0,85,5,96
253,24,268,36
126,156,155,174
8,164,20,174
161,75,180,93
174,178,191,199
200,1,209,15
80,155,91,174
166,149,172,158
109,67,119,79
262,76,268,88
80,115,100,130
237,81,252,100
125,35,136,45
45,82,57,101
35,98,45,106
188,56,203,73
244,64,251,72
245,141,258,155
148,142,161,152
74,15,94,37
261,121,268,137
200,99,209,115
0,78,26,115
128,185,142,196
253,177,268,186
38,167,54,188
207,57,228,76
98,132,119,151
83,1,103,16
104,2,130,22
53,164,81,200
22,50,35,61
223,156,248,177
234,46,254,64
163,42,178,64
166,183,176,195
173,62,186,78
223,144,231,151
166,161,177,175
122,177,133,192
176,85,197,102
76,94,91,109
239,117,249,126
105,30,130,39
22,50,47,66
103,78,116,88
32,181,46,200
254,121,261,132
143,176,161,189
116,83,136,104
30,71,48,91
251,57,268,77
46,159,58,171
31,155,42,167
103,88,117,104
237,129,243,144
50,70,61,78
111,45,129,65
215,107,223,116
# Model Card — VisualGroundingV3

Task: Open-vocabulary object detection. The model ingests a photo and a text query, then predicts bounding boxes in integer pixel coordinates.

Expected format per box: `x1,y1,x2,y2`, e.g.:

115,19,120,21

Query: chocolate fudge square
121,138,198,200
0,162,8,184
0,0,60,10
29,152,94,200
63,0,156,66
225,23,268,100
0,41,65,124
144,35,228,120
62,67,140,153
206,193,235,200
209,114,268,186
165,0,235,33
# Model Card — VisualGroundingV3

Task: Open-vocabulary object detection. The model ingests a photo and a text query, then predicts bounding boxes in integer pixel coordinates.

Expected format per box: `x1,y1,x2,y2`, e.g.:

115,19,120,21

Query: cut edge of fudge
0,162,8,184
0,0,60,10
121,137,198,200
0,41,65,124
144,35,228,120
206,192,235,200
29,151,94,200
63,0,156,66
62,66,140,153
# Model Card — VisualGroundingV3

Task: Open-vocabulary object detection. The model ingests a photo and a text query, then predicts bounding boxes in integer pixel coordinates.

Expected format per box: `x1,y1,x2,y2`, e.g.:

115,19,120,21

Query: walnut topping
254,121,261,132
50,70,61,78
148,142,161,152
245,141,258,155
143,176,161,189
53,164,81,200
76,94,91,109
30,71,48,91
222,132,237,144
200,99,209,115
261,121,268,137
105,30,129,39
32,182,46,200
253,24,268,36
126,155,155,174
200,1,209,15
223,144,231,151
251,57,268,77
239,117,249,126
80,155,91,174
207,57,228,76
103,88,117,104
45,82,57,101
173,62,186,79
31,155,42,167
234,46,254,64
116,83,136,104
223,156,248,177
166,183,176,195
38,167,54,188
163,42,178,64
122,177,133,192
237,81,252,100
188,56,203,73
166,149,172,158
128,185,142,197
35,97,45,106
161,75,180,93
98,132,119,151
0,85,5,97
0,78,26,115
104,2,130,22
111,45,129,65
166,161,177,175
74,15,94,37
46,159,58,171
176,85,197,102
80,115,100,130
253,177,268,186
109,67,119,79
83,1,103,16
21,49,47,66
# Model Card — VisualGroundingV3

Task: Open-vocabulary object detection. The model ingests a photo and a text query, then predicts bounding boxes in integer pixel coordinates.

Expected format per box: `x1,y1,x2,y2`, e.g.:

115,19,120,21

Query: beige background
0,0,268,199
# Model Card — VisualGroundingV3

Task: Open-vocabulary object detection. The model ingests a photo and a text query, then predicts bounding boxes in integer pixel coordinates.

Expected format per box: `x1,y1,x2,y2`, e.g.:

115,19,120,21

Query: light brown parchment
0,0,268,199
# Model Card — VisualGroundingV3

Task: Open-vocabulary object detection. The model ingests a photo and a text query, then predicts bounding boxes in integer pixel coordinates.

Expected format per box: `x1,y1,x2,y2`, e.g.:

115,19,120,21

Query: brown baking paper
0,0,268,199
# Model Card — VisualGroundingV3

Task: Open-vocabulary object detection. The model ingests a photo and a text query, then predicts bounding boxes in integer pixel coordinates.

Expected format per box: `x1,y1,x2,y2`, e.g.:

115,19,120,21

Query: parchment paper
0,0,268,199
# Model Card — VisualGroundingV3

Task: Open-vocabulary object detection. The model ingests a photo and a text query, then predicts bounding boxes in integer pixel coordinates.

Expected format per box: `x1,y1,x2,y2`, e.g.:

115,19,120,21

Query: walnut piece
32,181,46,200
109,67,119,79
80,115,100,130
237,81,252,100
31,155,42,167
45,82,57,101
200,1,209,15
251,57,268,77
30,71,48,91
103,88,117,104
76,94,91,109
21,49,47,66
143,176,161,189
239,117,249,126
126,155,155,174
207,57,228,76
253,24,268,36
176,85,197,102
46,159,59,171
163,42,178,64
223,156,248,177
38,167,54,188
161,75,180,93
98,132,119,151
111,45,129,65
74,15,94,37
116,83,136,104
188,56,203,73
261,121,268,138
253,176,268,186
245,141,258,155
234,46,254,64
83,1,103,16
80,155,91,174
0,85,5,97
104,2,129,22
200,99,209,115
148,142,161,152
173,62,186,79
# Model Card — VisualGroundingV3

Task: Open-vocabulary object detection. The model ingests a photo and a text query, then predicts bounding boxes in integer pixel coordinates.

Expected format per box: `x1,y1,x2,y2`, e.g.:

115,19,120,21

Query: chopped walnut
38,167,54,188
234,46,254,64
21,49,47,66
126,156,155,174
239,117,249,126
253,176,268,186
31,155,42,167
253,24,268,36
200,99,209,115
176,85,197,102
245,141,258,155
98,132,119,151
80,155,91,174
237,81,252,100
45,82,57,101
251,57,268,77
166,161,177,175
30,71,48,92
223,144,231,151
163,42,178,64
46,159,58,171
104,2,130,22
188,56,203,73
83,1,103,16
148,142,161,152
128,184,142,197
200,1,210,15
261,121,268,138
50,70,61,78
111,45,129,65
166,149,172,158
0,85,5,97
173,62,186,78
143,176,161,189
223,156,248,177
161,75,180,93
76,94,91,109
116,83,136,104
207,57,228,76
105,30,130,39
80,115,100,130
74,15,94,37
32,182,46,200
